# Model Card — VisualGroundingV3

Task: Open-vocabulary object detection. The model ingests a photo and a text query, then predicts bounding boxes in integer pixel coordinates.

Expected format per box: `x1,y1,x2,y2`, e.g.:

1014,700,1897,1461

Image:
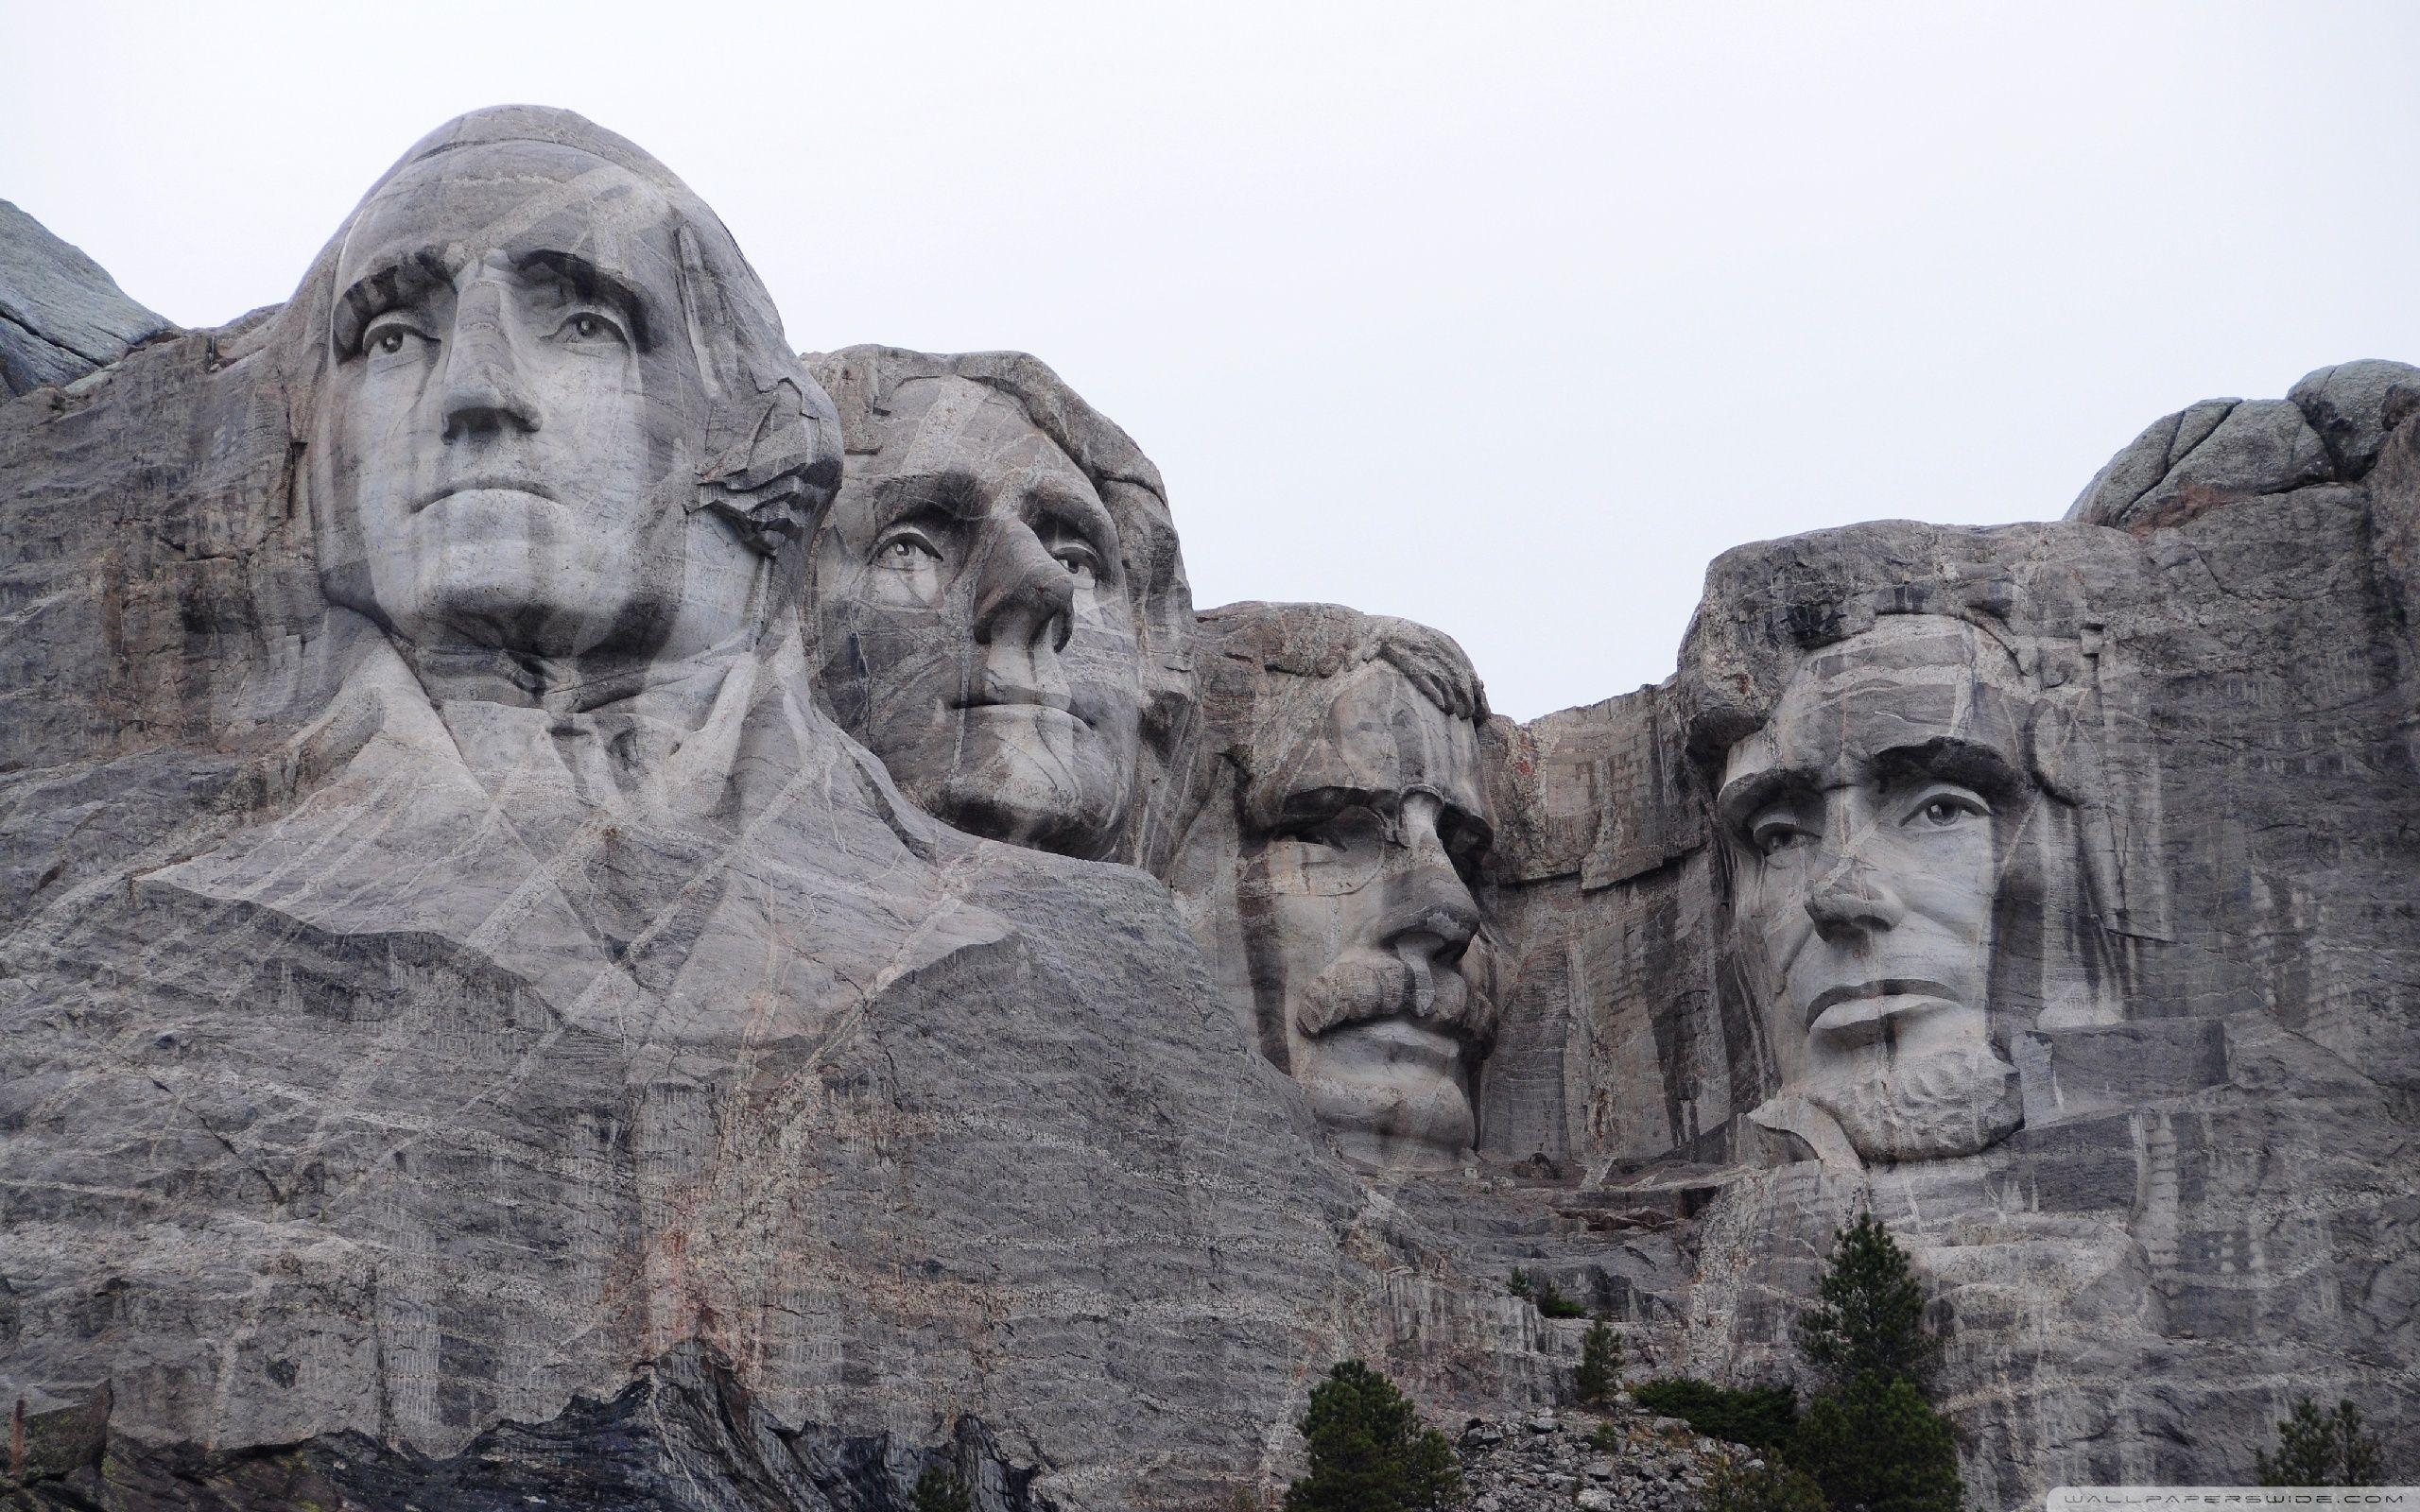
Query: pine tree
1702,1451,1830,1512
2340,1401,2387,1486
1786,1370,1962,1512
912,1464,973,1512
1795,1212,1940,1393
1786,1213,1962,1512
1282,1361,1461,1512
1573,1320,1622,1407
2256,1397,2390,1487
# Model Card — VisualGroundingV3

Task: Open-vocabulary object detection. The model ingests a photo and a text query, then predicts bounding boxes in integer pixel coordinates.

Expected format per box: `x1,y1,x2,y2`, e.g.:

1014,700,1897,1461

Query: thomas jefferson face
1240,662,1497,1170
810,376,1144,858
314,140,742,662
1718,617,2026,1162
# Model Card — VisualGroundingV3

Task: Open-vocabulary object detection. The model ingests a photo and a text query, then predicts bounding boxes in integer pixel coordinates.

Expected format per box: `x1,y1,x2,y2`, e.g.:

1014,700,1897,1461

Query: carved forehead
1723,617,2031,790
337,140,681,300
1250,662,1487,824
852,376,1094,492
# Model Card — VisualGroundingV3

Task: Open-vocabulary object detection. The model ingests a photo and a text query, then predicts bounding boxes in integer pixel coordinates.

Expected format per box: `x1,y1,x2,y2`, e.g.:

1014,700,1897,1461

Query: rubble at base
1453,1401,1740,1512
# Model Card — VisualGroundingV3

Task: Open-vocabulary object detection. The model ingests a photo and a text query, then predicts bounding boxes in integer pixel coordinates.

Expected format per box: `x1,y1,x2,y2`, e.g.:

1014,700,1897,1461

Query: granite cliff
0,108,2411,1509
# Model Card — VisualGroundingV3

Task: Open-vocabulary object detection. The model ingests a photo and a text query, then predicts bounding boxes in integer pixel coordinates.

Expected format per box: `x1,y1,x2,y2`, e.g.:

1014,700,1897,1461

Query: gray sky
9,2,2420,719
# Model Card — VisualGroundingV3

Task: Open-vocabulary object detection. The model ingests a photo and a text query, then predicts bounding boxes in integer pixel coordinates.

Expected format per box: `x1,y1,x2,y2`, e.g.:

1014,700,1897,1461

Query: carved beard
1293,946,1497,1047
1808,1041,2023,1163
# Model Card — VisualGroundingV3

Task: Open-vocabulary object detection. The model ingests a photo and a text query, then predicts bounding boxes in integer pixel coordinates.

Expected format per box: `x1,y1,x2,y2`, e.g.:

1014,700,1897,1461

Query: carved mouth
1324,1016,1465,1076
1805,979,1960,1036
419,478,562,513
954,687,1086,726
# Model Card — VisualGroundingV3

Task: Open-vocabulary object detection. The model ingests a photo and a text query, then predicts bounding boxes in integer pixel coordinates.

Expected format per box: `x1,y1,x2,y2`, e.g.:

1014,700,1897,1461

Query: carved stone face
1239,661,1497,1170
314,140,752,665
810,376,1144,858
1719,616,2026,1163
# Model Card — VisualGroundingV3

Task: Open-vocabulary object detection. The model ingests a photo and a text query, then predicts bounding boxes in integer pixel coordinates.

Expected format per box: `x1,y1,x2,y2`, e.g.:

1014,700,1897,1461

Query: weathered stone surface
802,346,1199,873
1486,374,2420,1500
0,109,1392,1512
3,106,2415,1511
3,1345,1057,1511
1449,1404,1734,1512
0,200,172,397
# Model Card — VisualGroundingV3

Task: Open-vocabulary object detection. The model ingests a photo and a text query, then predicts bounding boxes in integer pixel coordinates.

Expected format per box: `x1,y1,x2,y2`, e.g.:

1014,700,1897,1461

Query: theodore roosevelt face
1718,617,2027,1163
1238,657,1498,1171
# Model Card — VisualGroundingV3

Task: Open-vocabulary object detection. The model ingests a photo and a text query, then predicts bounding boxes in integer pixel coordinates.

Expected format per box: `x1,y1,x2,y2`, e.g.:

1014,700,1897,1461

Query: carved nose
441,287,539,441
1804,854,1904,940
1386,799,1481,957
973,523,1075,653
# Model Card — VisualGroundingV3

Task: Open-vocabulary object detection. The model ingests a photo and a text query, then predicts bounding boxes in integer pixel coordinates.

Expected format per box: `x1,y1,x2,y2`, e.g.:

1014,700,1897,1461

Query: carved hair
1188,601,1490,835
274,105,840,571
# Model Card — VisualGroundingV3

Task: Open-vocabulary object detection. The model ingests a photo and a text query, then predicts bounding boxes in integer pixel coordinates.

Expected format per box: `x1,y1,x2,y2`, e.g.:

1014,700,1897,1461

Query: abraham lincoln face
1719,617,2030,1163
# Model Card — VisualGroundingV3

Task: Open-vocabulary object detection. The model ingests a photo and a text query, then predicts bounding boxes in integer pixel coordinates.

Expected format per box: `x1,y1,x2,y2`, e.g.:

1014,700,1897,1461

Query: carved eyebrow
866,470,988,524
333,249,450,357
1714,767,1818,840
1022,480,1119,563
1869,738,2025,799
514,249,651,348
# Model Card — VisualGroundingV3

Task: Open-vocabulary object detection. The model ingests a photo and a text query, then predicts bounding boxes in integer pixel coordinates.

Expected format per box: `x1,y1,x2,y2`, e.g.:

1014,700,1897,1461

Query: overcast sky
9,2,2420,719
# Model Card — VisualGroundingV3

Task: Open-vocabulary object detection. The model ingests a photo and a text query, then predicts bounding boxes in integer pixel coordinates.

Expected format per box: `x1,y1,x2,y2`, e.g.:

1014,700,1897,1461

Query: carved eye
1053,546,1099,587
876,531,942,566
363,318,426,357
1906,788,1989,831
557,310,625,345
1288,804,1386,853
1753,821,1812,858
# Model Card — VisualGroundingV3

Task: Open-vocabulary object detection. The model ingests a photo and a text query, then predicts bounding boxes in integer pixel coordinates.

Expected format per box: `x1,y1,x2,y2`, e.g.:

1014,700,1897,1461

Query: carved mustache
1293,936,1497,1045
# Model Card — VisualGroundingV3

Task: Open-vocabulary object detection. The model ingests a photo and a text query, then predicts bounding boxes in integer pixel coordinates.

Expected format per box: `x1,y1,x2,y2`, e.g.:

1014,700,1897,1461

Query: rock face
1486,415,2420,1501
0,200,171,397
2,104,2415,1510
1450,1406,1737,1512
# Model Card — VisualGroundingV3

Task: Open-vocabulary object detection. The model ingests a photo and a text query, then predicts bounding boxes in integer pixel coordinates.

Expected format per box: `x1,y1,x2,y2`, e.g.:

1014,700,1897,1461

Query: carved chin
926,738,1127,859
1294,1058,1476,1171
1807,1044,2023,1163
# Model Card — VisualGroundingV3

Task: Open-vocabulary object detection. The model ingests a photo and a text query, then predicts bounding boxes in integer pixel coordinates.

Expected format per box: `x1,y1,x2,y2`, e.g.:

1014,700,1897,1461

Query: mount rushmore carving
0,107,2412,1509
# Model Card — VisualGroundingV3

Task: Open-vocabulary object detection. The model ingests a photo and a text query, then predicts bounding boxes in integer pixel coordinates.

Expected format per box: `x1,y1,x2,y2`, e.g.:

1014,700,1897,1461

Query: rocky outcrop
1483,367,2420,1502
2,129,2414,1511
0,201,171,397
2,1345,1056,1511
1451,1405,1737,1512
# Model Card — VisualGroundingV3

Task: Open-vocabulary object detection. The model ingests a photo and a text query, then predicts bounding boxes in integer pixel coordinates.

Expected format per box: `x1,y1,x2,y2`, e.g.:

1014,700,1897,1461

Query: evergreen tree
2341,1401,2388,1486
1786,1213,1962,1512
1795,1212,1940,1393
1786,1370,1962,1512
1702,1451,1830,1512
1282,1361,1461,1512
1630,1378,1798,1453
1573,1320,1622,1407
912,1464,972,1512
2256,1397,2389,1487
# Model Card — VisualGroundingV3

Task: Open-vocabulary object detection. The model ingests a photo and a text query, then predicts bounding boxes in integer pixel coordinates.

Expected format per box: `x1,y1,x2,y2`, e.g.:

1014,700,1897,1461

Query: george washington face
1719,616,2028,1163
313,139,750,666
